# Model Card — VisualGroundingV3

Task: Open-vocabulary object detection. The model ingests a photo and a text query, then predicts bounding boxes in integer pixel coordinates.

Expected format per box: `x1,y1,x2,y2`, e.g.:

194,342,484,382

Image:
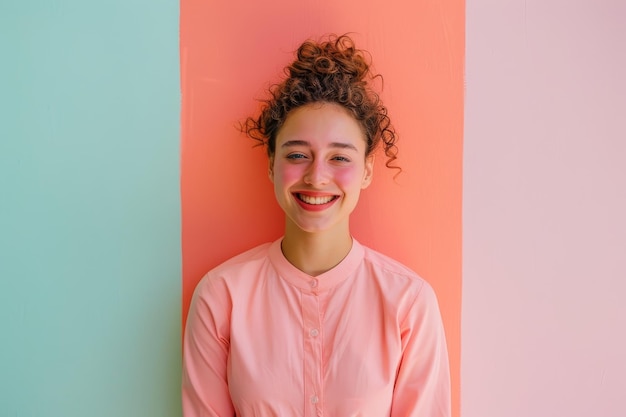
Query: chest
226,276,403,416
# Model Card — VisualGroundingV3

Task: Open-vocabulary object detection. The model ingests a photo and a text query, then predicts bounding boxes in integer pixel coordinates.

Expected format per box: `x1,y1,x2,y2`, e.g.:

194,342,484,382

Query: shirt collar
268,237,365,293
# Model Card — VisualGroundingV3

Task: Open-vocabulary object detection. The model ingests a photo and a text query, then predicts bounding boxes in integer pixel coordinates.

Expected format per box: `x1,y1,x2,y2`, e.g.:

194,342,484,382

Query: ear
361,154,375,189
268,156,275,183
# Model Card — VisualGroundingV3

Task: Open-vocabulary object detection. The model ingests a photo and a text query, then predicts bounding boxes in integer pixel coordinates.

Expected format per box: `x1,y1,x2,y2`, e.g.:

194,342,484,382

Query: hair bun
243,34,399,175
291,35,369,81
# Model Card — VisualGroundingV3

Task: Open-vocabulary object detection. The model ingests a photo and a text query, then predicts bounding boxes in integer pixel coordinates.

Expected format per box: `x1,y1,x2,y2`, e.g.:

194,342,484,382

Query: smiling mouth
296,193,338,205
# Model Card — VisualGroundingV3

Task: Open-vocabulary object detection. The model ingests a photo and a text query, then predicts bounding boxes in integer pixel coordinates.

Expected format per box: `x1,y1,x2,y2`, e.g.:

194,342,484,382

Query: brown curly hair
243,34,399,171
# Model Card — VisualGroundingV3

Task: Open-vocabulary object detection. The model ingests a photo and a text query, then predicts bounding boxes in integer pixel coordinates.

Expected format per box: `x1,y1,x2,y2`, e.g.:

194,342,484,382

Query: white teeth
298,194,335,205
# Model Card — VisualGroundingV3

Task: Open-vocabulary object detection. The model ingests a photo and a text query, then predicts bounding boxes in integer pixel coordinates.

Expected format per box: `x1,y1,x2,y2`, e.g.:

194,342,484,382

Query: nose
303,158,330,186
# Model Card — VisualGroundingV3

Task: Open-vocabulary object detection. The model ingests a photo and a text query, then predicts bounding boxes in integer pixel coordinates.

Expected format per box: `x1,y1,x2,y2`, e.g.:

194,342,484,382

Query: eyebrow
280,140,358,152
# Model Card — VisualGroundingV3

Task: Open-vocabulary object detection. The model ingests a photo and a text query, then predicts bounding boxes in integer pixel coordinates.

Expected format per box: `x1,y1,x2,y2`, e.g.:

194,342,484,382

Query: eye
286,153,307,160
332,155,351,163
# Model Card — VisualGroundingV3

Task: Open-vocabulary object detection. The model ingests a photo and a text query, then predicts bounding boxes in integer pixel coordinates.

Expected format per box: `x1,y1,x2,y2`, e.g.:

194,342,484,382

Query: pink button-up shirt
182,239,450,417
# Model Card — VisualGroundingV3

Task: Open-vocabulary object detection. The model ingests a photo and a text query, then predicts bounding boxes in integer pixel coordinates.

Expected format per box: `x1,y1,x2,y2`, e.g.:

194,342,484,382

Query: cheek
273,162,304,185
334,166,363,187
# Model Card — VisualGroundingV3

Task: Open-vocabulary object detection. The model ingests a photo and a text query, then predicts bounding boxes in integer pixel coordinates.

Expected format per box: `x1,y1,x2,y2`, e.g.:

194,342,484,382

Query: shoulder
361,245,421,278
358,243,439,307
193,241,274,297
209,242,273,277
360,244,426,286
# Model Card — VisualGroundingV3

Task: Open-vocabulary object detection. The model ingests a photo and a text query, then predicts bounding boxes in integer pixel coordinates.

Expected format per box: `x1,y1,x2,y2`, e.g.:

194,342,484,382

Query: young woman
182,34,451,417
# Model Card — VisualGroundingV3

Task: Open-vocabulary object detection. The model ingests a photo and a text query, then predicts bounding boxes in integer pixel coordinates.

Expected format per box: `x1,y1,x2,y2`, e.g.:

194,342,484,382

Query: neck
281,222,353,276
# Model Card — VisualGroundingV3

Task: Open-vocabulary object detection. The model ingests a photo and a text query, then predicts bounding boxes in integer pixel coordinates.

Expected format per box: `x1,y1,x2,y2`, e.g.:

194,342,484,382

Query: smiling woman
271,103,373,256
182,35,451,417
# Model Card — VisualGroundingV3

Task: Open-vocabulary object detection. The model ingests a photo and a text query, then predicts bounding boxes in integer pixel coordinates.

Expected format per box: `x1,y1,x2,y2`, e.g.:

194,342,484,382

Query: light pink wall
463,1,626,416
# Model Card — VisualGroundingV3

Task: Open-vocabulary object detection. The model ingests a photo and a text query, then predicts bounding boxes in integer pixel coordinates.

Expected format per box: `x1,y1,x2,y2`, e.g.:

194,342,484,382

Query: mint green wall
0,1,181,416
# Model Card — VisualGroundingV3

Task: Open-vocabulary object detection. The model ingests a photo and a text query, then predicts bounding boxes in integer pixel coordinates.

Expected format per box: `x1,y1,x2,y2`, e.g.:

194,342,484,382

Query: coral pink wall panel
180,1,464,415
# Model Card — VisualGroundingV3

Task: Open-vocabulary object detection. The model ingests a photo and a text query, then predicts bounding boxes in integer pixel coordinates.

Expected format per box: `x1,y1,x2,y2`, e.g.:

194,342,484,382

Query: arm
390,282,451,417
182,276,235,417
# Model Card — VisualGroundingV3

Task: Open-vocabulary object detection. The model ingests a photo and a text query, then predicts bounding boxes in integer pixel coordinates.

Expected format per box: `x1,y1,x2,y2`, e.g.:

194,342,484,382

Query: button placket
301,291,323,416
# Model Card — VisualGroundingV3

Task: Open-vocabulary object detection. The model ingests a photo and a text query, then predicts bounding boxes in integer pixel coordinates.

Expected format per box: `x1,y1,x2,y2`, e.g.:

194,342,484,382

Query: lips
293,192,339,211
296,193,338,205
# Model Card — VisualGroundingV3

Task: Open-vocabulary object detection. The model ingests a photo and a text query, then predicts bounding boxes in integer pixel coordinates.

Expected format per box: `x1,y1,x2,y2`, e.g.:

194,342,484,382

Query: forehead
276,102,367,150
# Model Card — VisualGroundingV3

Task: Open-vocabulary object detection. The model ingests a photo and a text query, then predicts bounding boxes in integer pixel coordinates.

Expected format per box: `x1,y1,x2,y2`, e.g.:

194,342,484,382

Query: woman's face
269,102,374,236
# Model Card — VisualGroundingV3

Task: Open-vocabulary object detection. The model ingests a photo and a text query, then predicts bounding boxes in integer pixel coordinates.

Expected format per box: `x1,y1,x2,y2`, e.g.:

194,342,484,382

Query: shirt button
311,395,319,404
309,328,319,337
310,279,318,288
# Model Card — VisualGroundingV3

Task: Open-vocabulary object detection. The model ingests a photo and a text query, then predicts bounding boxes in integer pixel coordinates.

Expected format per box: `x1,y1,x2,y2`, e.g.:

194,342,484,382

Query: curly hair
243,34,399,171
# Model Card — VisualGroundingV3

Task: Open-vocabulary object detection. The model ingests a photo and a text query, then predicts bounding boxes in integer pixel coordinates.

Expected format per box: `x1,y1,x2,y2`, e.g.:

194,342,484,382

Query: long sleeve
182,276,234,417
390,282,451,417
181,240,452,417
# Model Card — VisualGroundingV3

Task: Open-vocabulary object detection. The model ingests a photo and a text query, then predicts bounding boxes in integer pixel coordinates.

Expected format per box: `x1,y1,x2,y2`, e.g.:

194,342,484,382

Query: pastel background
0,1,181,416
180,1,464,416
462,1,626,416
2,1,625,416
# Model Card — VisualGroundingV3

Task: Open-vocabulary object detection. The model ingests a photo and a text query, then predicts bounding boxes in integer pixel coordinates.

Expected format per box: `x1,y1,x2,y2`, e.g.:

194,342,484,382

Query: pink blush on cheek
273,162,306,184
333,165,360,184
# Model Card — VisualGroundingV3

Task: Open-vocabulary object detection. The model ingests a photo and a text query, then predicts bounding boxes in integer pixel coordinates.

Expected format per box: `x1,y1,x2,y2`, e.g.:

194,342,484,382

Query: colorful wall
181,0,464,416
462,1,626,416
180,1,464,416
0,1,181,416
2,1,625,416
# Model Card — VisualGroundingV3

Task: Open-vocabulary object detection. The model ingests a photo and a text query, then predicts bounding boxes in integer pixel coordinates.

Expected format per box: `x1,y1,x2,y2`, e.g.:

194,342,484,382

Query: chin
288,215,349,236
